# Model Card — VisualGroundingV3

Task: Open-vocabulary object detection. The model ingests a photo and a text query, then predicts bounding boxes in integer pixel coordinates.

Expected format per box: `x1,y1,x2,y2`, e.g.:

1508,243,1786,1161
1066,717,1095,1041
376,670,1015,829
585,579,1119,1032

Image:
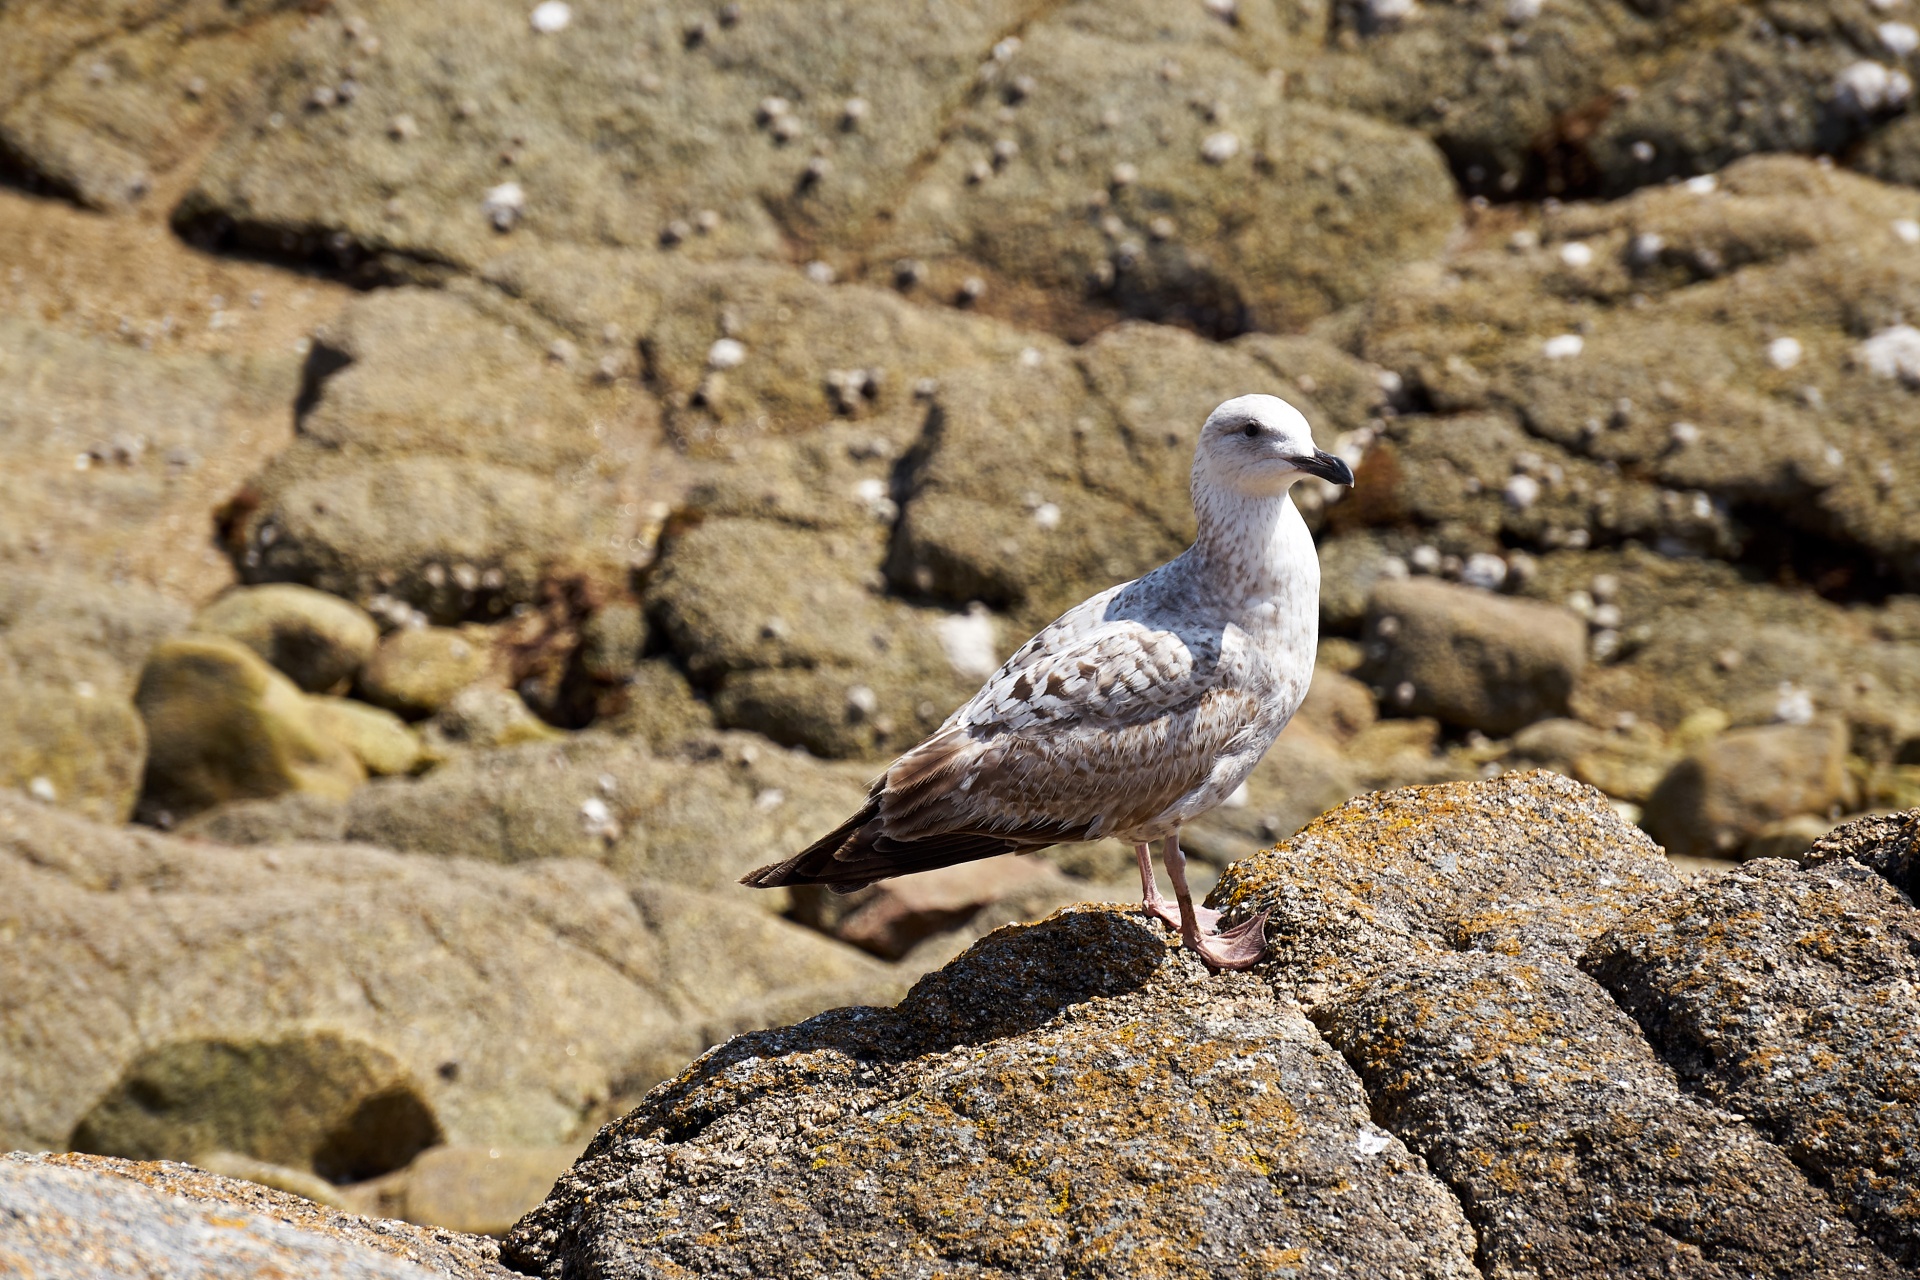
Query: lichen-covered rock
506,908,1482,1280
1805,807,1920,901
134,634,365,823
1642,718,1855,858
1358,577,1588,735
190,584,379,694
0,1151,513,1280
1584,855,1920,1265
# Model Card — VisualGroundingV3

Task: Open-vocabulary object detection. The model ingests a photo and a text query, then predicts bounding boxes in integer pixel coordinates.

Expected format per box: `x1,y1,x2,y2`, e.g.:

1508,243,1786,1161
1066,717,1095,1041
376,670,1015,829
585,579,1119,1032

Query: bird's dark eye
1243,422,1261,438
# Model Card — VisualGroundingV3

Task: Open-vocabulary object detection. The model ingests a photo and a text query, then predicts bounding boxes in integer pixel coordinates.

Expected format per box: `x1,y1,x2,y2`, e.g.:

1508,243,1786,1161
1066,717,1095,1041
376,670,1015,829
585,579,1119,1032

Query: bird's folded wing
880,619,1264,842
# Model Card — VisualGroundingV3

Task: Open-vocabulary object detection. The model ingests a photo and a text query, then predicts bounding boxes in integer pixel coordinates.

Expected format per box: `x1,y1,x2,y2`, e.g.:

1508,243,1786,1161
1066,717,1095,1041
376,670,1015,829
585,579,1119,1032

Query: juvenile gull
743,394,1353,969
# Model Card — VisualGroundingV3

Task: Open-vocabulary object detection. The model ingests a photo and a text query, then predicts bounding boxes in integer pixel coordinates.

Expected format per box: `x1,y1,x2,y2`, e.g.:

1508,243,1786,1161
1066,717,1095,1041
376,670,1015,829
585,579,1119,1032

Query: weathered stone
1805,808,1920,902
1505,717,1679,806
873,21,1457,335
340,733,871,899
357,626,499,719
420,687,561,754
1642,719,1854,859
1316,950,1901,1279
308,696,425,777
344,1145,579,1239
791,855,1079,961
1584,857,1920,1265
134,635,365,823
190,584,379,694
1358,577,1588,736
0,791,891,1156
175,791,349,847
0,1151,512,1280
70,1032,442,1183
506,909,1481,1280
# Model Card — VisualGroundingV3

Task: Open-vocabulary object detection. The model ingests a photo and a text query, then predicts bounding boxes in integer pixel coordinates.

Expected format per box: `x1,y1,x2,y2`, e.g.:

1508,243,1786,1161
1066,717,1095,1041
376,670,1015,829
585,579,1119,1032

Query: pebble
1200,131,1241,164
482,182,525,231
707,337,747,370
1765,336,1803,370
1459,553,1507,591
1541,333,1584,359
1504,473,1541,509
530,2,572,34
1859,324,1920,385
387,113,419,141
1834,61,1912,114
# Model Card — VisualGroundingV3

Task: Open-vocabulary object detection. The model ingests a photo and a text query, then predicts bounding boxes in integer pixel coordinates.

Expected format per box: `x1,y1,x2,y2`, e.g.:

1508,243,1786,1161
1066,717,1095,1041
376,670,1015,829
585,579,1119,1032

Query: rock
0,1152,514,1280
70,1032,442,1183
790,855,1080,961
1805,808,1920,902
506,909,1483,1280
0,791,893,1156
1742,813,1843,863
0,567,191,823
308,696,425,777
1584,856,1920,1266
1642,719,1854,858
594,659,716,746
1506,717,1679,806
344,1145,579,1238
1358,577,1587,735
1317,950,1900,1278
358,626,499,719
133,635,365,823
0,316,302,603
872,20,1457,335
232,288,658,623
340,733,872,898
421,687,560,754
175,792,349,846
190,584,379,694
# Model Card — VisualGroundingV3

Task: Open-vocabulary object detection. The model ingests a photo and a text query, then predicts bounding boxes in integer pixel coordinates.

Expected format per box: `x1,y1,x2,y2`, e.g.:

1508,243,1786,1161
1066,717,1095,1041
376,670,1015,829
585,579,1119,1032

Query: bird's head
1195,394,1355,499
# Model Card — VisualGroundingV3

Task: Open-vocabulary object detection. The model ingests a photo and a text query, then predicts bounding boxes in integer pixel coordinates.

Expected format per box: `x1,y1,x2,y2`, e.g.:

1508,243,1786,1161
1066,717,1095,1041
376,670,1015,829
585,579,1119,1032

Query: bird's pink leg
1161,830,1268,971
1139,839,1222,933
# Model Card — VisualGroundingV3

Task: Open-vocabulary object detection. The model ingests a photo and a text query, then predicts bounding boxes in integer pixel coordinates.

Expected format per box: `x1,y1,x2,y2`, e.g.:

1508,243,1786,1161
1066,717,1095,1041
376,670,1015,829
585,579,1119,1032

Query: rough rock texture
1806,808,1920,902
507,909,1482,1280
510,776,1920,1278
0,791,896,1158
0,1152,512,1280
1585,856,1920,1266
357,625,503,719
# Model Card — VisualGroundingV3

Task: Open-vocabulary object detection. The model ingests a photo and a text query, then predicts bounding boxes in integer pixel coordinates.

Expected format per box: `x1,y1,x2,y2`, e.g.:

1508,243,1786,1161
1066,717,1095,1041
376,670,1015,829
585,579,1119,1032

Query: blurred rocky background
3,0,1920,1264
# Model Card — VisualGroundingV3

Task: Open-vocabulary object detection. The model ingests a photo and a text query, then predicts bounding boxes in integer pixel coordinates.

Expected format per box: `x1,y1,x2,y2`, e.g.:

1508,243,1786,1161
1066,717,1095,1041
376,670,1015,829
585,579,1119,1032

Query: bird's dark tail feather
740,791,1040,894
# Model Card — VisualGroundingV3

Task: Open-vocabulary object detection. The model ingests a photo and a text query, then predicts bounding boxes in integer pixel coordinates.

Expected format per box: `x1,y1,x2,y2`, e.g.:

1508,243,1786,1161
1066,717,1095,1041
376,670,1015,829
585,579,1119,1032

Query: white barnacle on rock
579,796,621,840
1367,0,1418,24
1669,421,1700,448
1773,682,1814,725
852,477,896,522
1765,336,1803,371
1558,241,1592,268
1894,219,1920,245
1541,333,1584,359
530,2,572,34
1110,162,1139,187
1353,1129,1393,1157
1627,232,1664,267
1031,502,1061,530
1200,131,1241,164
936,605,1000,681
1880,21,1920,56
1459,553,1508,591
1684,174,1717,195
841,98,869,129
27,777,55,802
846,685,880,718
1834,60,1913,114
1859,324,1920,385
1504,473,1541,509
482,182,525,231
707,337,747,370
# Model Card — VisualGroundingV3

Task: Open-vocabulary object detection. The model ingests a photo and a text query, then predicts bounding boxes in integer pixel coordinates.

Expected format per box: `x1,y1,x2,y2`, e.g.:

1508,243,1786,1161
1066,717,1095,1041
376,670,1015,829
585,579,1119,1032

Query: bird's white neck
1187,479,1319,605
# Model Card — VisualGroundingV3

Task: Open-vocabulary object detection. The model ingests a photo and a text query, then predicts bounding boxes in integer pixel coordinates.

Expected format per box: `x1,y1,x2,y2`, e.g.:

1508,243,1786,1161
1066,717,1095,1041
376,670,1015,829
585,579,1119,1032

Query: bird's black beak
1296,448,1355,486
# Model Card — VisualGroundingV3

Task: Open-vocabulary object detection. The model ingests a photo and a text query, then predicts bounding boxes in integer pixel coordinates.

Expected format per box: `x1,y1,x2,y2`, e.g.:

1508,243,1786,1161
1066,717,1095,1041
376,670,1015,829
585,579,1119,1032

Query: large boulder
1358,577,1588,735
510,775,1916,1280
0,792,896,1160
1642,718,1856,858
0,1152,513,1280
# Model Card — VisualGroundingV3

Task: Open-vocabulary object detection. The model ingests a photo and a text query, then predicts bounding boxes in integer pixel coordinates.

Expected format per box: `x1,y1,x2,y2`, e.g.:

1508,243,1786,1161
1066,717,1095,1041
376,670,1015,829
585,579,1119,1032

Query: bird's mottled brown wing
879,618,1266,844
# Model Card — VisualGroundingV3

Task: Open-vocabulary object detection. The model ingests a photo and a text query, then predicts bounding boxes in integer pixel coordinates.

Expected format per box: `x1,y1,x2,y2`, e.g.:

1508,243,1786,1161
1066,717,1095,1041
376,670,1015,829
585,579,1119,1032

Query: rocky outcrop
0,791,899,1165
508,776,1920,1278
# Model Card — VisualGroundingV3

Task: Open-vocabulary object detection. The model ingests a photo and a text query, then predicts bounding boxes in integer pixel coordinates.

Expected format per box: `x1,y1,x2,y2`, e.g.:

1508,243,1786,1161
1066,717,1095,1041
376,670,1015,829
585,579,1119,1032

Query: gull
743,394,1353,969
